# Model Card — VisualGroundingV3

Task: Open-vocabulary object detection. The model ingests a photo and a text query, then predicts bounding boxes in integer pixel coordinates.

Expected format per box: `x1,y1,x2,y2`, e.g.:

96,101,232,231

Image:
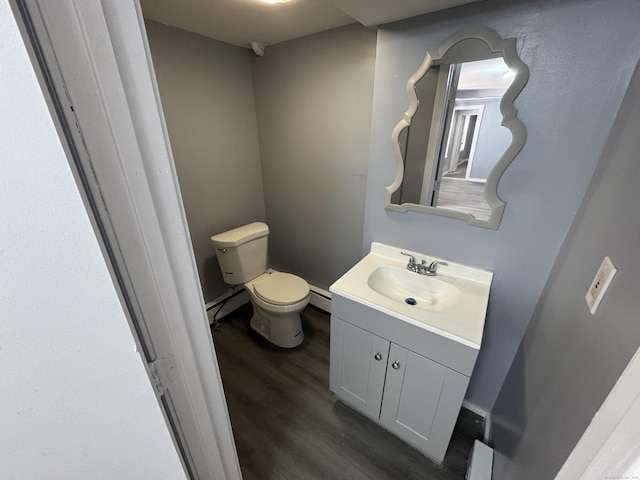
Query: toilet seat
250,271,309,306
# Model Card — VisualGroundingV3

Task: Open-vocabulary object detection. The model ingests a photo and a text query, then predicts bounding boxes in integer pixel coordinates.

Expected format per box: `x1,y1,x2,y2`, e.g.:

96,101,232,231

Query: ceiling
140,0,482,49
459,58,513,90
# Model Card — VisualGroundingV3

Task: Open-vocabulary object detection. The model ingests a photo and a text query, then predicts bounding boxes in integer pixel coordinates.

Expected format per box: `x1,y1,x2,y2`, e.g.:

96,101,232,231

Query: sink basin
367,266,461,312
329,242,493,348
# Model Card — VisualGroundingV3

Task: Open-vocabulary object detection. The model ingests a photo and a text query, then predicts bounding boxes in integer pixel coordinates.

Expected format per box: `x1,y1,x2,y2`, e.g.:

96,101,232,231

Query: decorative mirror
385,27,529,229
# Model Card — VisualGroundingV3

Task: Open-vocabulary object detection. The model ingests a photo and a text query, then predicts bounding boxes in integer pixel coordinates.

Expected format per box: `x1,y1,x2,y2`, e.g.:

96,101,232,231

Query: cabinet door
380,344,447,455
330,316,390,420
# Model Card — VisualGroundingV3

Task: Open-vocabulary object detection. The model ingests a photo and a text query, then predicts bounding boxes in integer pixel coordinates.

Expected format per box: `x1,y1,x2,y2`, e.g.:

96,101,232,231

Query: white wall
0,4,186,478
146,20,266,303
363,0,640,411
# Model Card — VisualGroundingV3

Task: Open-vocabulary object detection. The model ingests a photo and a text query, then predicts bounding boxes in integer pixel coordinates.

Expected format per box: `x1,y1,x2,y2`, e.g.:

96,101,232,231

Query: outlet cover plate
585,256,617,315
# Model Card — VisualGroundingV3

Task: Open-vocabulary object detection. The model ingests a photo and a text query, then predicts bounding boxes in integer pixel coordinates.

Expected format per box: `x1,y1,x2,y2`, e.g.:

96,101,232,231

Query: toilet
211,222,310,348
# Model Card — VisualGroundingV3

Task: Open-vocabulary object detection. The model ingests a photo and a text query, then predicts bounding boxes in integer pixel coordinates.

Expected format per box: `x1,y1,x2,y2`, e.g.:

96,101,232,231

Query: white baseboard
206,289,250,324
308,284,331,313
462,400,492,443
484,414,492,444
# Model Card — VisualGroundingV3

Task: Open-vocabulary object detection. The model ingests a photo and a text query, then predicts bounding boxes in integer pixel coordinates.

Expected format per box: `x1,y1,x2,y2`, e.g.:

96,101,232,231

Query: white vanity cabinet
328,242,492,463
380,343,469,458
329,317,389,420
329,294,476,464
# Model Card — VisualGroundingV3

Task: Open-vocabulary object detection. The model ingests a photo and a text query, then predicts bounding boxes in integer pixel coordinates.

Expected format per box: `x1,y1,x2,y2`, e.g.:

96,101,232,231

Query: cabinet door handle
374,353,382,361
392,361,400,370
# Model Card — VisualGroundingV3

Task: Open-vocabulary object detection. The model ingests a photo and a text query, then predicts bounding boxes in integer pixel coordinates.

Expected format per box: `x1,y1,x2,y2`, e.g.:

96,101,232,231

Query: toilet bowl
211,222,310,348
245,270,310,348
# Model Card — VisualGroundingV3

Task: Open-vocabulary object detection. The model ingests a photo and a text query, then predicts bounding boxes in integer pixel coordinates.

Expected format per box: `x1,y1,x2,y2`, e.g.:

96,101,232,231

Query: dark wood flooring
211,304,483,480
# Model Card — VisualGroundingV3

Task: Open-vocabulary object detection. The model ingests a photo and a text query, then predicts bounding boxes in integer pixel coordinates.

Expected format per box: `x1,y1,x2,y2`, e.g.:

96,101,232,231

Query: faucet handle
427,260,448,274
400,251,416,264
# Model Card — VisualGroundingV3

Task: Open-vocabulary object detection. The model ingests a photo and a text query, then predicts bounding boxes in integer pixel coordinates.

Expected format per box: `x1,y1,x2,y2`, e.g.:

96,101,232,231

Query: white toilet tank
210,222,269,285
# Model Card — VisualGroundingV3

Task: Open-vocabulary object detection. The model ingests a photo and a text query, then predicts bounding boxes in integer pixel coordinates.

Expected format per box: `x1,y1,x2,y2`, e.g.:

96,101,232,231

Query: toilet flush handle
217,248,226,253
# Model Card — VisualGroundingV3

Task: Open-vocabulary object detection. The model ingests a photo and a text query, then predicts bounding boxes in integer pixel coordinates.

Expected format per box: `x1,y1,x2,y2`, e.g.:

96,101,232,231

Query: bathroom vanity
329,243,492,463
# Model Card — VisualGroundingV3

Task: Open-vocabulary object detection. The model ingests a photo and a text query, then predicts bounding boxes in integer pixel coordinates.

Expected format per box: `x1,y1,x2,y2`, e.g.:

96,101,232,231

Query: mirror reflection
436,58,514,219
386,28,529,229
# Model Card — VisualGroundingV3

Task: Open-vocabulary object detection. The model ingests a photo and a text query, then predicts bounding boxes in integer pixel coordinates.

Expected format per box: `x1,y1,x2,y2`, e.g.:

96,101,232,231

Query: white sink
330,242,493,348
367,266,461,312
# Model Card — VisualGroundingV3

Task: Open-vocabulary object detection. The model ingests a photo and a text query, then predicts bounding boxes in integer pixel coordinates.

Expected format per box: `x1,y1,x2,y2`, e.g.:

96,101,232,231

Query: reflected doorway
442,106,484,180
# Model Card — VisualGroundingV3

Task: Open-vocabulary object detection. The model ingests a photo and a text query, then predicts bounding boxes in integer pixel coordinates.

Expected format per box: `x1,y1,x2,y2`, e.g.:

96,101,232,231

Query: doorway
442,105,484,181
12,1,242,478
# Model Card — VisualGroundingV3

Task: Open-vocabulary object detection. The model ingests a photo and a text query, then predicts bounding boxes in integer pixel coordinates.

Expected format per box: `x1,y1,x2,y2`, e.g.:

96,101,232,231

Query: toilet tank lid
211,222,269,247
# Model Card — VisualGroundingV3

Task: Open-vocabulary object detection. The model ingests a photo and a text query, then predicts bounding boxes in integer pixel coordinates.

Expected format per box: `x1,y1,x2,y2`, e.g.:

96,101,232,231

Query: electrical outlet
585,256,617,315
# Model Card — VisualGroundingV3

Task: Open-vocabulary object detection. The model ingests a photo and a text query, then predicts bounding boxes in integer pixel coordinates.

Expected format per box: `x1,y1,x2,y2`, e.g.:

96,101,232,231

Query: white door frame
555,343,640,480
11,1,241,479
444,104,484,180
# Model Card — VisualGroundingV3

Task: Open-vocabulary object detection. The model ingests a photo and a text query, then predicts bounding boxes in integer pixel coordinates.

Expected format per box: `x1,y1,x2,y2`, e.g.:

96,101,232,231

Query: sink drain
405,297,417,306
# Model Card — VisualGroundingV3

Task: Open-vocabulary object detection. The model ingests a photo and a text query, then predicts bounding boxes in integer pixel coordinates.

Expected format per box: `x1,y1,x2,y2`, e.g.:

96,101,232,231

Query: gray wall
363,0,640,410
252,25,376,290
492,62,640,480
146,21,266,303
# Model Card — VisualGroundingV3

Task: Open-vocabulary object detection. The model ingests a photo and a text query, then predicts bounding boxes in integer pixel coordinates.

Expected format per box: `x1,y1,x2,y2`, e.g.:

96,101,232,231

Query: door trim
448,105,484,181
10,1,242,479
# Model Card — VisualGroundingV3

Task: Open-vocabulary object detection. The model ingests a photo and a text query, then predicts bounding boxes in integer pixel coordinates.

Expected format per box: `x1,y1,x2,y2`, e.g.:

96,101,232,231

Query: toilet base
249,304,304,348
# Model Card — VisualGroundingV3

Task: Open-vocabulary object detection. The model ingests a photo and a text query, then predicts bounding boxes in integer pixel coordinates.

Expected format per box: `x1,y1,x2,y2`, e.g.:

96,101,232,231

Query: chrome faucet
401,251,419,272
423,260,448,276
401,252,448,276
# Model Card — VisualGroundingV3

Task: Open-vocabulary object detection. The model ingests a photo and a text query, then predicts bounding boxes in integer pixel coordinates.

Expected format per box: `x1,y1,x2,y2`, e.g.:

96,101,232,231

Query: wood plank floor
437,178,491,220
211,304,483,480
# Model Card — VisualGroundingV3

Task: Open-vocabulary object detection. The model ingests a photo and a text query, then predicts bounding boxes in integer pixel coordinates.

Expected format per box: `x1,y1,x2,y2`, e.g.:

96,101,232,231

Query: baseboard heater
466,440,493,480
308,284,331,313
205,281,332,324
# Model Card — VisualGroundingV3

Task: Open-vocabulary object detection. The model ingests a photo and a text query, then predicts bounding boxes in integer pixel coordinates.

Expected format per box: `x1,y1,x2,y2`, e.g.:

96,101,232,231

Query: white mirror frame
385,27,529,229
